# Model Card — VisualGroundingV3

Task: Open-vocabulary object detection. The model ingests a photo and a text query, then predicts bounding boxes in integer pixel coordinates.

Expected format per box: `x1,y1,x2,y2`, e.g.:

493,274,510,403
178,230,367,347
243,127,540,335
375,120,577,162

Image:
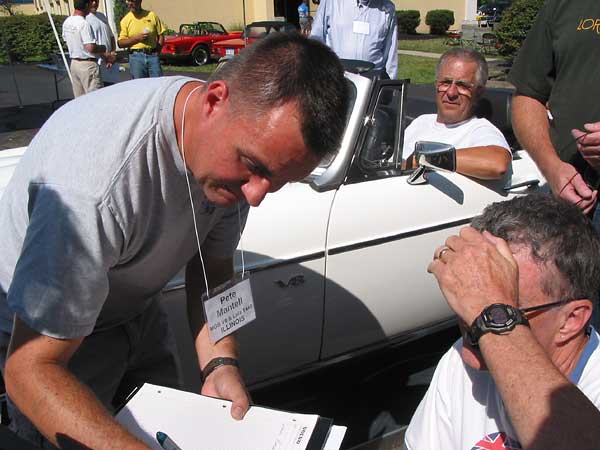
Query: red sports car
159,22,242,66
211,21,296,60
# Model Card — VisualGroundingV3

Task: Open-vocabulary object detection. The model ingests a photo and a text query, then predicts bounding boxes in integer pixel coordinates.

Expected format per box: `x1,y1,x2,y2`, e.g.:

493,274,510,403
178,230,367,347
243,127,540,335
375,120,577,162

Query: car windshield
179,22,227,36
316,79,357,169
245,26,269,38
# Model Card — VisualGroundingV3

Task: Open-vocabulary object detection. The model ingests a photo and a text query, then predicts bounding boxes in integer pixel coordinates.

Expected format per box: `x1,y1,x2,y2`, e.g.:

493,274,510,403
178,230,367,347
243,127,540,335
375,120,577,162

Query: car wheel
192,45,209,66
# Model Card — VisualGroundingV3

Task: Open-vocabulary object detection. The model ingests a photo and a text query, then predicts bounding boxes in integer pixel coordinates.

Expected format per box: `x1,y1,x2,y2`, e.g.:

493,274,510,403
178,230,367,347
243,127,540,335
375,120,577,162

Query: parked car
0,70,544,393
211,21,296,60
476,2,510,26
159,22,242,66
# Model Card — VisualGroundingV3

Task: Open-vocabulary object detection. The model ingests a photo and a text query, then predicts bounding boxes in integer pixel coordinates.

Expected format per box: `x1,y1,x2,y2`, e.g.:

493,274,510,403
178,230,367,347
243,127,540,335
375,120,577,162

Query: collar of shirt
357,0,370,7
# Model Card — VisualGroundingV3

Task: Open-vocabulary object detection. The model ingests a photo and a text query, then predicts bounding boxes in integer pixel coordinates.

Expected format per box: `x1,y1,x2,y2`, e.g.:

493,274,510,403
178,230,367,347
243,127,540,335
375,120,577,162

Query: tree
496,0,544,57
0,0,17,16
113,0,128,33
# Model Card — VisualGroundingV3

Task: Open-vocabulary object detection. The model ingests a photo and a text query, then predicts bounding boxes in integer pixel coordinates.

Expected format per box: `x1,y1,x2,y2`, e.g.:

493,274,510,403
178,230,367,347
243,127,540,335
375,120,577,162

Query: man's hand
573,122,600,173
200,364,250,420
136,31,149,43
103,51,117,65
546,160,597,213
427,227,518,326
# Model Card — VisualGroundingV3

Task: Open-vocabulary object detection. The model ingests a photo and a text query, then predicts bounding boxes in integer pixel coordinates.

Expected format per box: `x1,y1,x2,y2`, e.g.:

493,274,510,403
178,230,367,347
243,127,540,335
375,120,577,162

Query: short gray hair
436,48,488,88
471,193,600,303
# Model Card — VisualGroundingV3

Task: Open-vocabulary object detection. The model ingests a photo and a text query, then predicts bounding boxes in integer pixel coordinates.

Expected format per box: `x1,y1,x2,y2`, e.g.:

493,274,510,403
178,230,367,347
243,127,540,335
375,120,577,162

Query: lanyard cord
179,84,246,298
180,85,210,297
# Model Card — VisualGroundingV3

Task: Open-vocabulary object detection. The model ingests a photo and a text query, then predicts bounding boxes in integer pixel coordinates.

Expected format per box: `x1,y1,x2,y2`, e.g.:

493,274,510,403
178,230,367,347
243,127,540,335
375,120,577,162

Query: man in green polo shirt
509,0,600,224
118,0,166,78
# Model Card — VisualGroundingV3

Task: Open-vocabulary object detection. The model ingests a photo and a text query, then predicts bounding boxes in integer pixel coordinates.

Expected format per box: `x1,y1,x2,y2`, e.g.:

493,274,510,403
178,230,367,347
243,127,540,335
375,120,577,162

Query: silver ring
438,247,451,260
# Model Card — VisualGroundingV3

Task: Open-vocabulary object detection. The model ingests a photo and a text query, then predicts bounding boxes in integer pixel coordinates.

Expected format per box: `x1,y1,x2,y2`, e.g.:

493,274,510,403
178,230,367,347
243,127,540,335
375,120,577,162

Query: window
359,85,406,172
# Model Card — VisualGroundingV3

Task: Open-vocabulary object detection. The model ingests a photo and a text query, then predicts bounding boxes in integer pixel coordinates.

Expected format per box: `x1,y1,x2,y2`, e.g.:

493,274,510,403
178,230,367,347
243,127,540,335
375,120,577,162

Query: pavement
0,63,210,151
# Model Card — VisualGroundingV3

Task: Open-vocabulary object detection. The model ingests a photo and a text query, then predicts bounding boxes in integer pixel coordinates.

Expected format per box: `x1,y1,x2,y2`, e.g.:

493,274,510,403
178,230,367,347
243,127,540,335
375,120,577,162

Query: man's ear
202,80,231,119
556,299,593,345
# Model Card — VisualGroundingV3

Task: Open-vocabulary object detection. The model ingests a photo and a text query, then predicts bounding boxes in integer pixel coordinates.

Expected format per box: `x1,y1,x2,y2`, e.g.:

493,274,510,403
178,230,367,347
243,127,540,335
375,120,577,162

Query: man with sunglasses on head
404,193,600,450
402,48,510,180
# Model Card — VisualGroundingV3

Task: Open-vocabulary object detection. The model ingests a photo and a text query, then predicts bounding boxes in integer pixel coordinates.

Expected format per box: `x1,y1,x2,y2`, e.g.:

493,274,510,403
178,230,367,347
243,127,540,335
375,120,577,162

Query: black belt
130,48,157,55
72,57,96,61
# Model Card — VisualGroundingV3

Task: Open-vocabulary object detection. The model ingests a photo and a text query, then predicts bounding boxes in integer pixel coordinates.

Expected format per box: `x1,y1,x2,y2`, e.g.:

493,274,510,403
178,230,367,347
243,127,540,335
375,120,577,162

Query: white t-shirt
62,15,97,59
86,12,114,52
404,329,600,450
402,114,510,160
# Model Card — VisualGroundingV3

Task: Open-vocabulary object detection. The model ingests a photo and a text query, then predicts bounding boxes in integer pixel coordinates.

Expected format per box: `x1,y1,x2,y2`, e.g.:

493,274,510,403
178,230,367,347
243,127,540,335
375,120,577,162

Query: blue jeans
128,52,163,78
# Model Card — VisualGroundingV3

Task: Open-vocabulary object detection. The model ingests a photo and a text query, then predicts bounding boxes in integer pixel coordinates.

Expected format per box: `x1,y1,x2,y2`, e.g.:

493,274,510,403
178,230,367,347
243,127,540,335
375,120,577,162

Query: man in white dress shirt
310,0,398,79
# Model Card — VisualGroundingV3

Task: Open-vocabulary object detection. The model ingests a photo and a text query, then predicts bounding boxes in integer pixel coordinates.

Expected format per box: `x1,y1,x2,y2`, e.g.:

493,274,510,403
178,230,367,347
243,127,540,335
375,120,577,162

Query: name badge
203,274,256,343
353,20,370,35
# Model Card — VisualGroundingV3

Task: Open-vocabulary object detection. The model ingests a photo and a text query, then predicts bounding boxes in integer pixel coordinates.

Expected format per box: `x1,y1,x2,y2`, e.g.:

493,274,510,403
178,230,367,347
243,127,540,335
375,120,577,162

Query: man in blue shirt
310,0,398,78
298,0,310,35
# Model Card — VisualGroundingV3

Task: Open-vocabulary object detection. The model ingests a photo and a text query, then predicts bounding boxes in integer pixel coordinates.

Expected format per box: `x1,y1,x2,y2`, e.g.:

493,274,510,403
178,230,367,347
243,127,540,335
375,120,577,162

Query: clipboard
115,383,346,450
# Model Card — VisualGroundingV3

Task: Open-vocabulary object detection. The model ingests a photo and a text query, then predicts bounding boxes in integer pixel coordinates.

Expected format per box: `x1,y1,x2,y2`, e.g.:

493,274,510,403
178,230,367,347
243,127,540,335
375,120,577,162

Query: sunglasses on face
467,299,580,350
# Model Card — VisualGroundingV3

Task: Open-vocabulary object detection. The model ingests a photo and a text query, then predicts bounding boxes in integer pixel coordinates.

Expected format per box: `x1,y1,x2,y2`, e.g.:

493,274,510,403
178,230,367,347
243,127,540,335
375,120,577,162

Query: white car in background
0,69,544,393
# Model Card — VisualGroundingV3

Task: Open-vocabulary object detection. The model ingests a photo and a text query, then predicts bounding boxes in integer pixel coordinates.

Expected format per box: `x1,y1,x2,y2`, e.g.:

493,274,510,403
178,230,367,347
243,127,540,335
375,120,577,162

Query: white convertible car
0,71,544,392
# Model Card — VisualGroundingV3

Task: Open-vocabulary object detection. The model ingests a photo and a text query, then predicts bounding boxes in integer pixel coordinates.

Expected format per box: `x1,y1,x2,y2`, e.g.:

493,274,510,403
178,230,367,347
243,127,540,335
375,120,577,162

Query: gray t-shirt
0,76,249,339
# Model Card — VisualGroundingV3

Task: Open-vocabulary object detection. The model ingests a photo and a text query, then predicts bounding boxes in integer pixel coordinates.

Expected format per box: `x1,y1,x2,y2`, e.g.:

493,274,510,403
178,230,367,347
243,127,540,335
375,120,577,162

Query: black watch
468,303,529,346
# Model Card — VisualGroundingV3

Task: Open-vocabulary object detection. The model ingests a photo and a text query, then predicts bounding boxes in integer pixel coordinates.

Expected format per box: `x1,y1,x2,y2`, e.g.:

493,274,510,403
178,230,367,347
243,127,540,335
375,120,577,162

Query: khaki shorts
70,59,103,97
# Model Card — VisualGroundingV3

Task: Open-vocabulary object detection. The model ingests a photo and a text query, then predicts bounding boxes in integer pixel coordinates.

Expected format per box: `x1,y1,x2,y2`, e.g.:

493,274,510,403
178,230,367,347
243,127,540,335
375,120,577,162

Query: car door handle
504,178,540,191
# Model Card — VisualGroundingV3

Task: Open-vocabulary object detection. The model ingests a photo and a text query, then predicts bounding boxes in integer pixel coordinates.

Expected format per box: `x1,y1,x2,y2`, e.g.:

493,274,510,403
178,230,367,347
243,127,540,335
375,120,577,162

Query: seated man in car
403,48,510,180
405,194,600,450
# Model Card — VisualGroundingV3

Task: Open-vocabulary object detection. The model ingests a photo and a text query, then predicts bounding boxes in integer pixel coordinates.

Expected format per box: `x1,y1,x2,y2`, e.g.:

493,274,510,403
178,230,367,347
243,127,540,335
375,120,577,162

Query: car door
322,80,543,359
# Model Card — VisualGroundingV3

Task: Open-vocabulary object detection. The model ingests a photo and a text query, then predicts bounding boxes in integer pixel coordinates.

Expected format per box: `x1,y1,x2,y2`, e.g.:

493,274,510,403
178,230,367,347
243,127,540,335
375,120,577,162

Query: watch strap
201,357,239,382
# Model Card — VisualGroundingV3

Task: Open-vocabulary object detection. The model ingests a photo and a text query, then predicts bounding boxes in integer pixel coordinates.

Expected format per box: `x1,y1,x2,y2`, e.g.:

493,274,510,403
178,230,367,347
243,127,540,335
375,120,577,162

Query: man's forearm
512,95,561,180
480,327,600,450
117,36,138,48
5,359,150,449
186,254,238,368
456,145,511,180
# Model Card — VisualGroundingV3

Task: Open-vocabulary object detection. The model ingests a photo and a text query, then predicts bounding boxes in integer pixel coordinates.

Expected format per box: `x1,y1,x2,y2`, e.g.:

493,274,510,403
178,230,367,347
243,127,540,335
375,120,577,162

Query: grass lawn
161,56,438,84
398,55,437,84
161,63,218,73
398,37,451,54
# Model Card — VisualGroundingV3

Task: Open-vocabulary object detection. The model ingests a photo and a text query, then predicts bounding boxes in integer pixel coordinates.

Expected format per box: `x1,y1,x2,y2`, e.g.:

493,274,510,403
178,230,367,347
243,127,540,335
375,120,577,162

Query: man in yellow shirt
118,0,166,78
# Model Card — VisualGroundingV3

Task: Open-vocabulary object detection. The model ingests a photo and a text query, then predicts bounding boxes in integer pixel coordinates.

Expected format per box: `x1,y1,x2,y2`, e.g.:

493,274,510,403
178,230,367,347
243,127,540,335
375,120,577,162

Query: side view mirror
407,141,457,185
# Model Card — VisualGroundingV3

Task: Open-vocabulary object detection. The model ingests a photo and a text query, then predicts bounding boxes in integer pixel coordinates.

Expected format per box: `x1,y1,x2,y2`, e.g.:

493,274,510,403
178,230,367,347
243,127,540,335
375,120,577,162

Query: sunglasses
467,299,579,349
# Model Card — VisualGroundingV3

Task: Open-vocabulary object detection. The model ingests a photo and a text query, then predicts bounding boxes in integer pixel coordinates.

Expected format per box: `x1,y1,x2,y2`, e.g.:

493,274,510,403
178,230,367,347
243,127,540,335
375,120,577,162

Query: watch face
489,306,509,324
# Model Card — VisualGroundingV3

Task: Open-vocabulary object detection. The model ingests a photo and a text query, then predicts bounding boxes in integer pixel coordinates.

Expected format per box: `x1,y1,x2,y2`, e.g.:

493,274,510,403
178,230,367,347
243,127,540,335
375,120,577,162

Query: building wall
24,0,477,35
391,0,477,33
32,0,71,16
0,2,38,16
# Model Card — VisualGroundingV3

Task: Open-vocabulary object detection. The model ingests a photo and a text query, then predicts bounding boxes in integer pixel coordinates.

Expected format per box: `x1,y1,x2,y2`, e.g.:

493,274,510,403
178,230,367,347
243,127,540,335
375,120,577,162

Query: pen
156,431,183,450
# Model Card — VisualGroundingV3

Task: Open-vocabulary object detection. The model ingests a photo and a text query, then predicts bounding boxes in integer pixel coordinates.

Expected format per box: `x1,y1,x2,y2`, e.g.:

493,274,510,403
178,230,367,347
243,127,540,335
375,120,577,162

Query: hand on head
428,227,518,326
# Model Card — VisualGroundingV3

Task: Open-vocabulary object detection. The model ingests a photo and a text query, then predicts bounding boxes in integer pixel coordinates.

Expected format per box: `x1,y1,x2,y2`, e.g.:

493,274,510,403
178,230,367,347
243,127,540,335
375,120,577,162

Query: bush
113,0,128,34
396,10,420,34
496,0,544,57
425,9,454,35
0,13,67,63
